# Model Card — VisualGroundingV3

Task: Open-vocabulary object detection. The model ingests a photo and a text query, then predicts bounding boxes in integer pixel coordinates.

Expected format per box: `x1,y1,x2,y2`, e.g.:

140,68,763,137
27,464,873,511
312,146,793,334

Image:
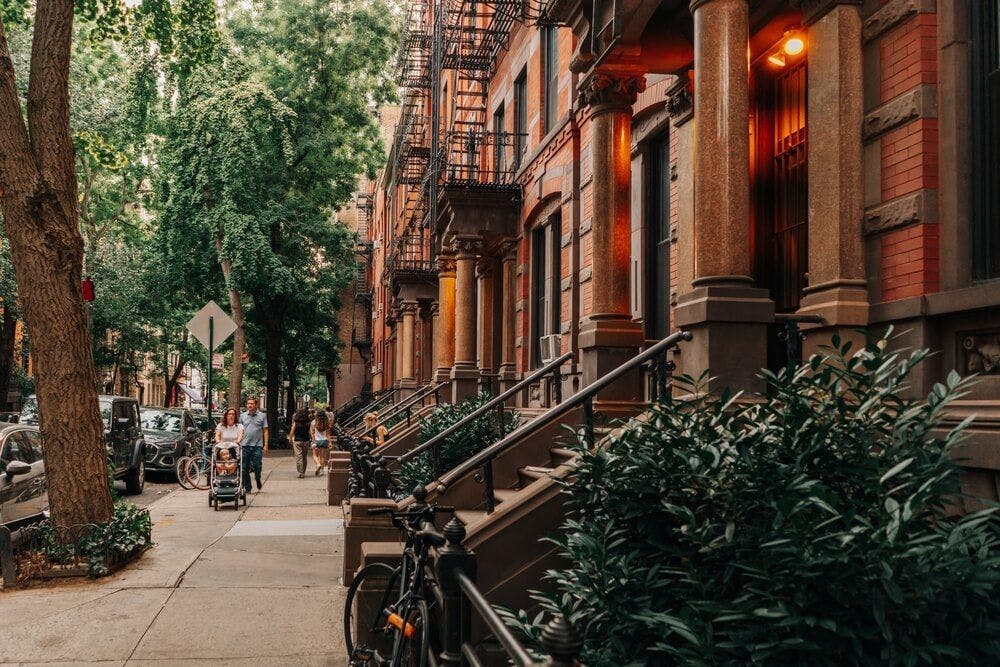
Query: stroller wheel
234,497,239,510
214,497,219,511
208,492,213,506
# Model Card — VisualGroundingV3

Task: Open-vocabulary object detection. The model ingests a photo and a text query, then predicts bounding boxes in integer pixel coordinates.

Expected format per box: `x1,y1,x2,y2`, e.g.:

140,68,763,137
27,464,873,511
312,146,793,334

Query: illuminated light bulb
783,35,805,56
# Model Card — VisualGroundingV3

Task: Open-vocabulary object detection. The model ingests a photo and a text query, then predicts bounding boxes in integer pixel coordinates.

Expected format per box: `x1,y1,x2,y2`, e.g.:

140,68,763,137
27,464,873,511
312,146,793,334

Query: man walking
240,397,269,492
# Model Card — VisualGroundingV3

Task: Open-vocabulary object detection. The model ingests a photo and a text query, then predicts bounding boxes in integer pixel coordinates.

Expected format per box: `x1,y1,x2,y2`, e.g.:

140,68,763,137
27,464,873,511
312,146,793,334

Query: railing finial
540,614,584,666
443,516,466,546
412,483,428,504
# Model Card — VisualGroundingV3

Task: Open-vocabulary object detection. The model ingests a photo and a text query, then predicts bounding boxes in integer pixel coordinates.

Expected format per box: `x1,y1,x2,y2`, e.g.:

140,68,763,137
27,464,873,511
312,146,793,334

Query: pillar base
397,378,419,400
798,282,870,357
674,282,774,395
579,317,645,406
498,363,518,393
451,362,480,403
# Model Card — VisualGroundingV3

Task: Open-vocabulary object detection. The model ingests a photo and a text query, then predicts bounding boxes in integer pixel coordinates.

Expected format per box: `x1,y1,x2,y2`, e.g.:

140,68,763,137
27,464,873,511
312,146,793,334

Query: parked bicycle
344,486,452,666
174,441,210,490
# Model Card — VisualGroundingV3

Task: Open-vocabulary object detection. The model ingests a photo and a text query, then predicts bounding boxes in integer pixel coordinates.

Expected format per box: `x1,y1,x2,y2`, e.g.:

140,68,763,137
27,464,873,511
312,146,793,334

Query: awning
177,383,204,403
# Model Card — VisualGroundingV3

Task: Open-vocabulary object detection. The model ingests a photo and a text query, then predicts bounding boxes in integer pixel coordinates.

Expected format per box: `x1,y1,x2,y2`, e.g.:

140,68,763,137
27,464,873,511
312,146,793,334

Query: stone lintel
862,0,937,44
862,84,937,143
862,189,938,236
798,0,862,26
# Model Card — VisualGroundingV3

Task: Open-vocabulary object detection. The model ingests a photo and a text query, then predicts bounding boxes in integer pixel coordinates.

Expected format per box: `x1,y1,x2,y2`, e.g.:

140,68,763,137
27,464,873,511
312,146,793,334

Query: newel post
433,517,476,666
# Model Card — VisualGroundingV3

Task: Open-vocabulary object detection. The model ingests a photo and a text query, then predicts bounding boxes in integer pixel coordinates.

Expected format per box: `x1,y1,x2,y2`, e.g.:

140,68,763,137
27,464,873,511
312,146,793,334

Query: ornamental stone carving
665,75,693,126
436,254,456,275
963,331,1000,374
452,237,483,258
578,74,646,110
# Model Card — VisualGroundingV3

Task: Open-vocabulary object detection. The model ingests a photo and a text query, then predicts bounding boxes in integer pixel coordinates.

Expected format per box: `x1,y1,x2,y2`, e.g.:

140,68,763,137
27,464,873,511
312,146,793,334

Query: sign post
186,301,238,427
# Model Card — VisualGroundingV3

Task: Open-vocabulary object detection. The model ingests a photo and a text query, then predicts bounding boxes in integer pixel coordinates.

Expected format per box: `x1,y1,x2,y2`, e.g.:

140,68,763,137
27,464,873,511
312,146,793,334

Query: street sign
211,353,225,370
186,301,237,351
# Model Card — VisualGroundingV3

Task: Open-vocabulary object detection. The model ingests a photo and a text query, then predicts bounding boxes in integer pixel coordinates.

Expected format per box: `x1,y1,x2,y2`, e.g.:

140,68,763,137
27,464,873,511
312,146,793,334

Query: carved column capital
400,300,419,314
792,0,861,25
666,73,694,127
452,237,483,259
497,237,519,261
579,73,646,113
436,253,457,276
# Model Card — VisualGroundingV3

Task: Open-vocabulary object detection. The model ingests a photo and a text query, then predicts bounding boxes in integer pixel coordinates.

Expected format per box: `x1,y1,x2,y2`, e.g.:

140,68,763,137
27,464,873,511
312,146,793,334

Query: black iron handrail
430,517,583,666
340,388,397,430
774,313,825,367
352,381,449,441
436,330,691,495
395,351,572,467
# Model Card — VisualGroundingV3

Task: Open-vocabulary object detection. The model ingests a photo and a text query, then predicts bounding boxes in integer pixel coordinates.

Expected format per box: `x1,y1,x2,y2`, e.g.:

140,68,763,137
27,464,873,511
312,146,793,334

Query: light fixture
783,30,805,56
767,51,786,67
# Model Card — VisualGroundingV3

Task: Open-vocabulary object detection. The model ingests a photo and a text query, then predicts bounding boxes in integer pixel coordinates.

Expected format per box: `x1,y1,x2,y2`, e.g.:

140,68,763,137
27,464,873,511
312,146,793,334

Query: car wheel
124,458,145,495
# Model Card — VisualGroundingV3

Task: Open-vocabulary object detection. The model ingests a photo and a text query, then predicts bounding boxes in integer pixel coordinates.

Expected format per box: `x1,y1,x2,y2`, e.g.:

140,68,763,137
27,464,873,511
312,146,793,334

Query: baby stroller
208,444,246,511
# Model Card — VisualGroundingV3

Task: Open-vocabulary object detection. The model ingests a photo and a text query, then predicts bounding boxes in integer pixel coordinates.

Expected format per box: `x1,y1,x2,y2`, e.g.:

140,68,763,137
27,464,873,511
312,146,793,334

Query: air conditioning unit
539,334,562,365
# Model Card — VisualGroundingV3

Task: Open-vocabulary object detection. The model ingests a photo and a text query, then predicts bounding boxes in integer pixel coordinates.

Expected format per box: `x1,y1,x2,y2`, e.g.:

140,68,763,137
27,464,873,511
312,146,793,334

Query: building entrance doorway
752,54,808,369
645,132,671,341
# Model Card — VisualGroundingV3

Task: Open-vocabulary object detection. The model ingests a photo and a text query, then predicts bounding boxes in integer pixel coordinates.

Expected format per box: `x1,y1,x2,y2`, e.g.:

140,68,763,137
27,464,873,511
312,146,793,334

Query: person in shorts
310,409,332,475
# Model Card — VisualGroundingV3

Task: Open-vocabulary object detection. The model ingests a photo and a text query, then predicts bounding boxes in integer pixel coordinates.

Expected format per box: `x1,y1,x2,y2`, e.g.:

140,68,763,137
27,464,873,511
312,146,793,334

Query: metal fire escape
351,193,375,362
439,0,525,188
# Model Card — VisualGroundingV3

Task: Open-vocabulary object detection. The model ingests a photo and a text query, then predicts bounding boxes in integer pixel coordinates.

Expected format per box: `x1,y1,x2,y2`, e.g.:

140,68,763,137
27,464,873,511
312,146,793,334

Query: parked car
140,407,205,475
0,422,46,530
19,394,147,495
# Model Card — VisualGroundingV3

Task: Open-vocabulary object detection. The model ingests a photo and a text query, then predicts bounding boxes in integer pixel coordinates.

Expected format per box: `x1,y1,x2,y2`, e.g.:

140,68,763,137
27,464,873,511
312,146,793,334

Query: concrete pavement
0,451,348,665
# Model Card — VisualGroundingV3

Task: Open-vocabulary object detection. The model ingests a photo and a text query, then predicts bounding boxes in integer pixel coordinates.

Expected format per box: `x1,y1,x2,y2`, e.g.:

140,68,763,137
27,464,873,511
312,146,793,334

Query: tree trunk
0,4,113,527
0,306,17,408
215,232,246,410
264,320,282,435
284,362,297,417
163,332,188,407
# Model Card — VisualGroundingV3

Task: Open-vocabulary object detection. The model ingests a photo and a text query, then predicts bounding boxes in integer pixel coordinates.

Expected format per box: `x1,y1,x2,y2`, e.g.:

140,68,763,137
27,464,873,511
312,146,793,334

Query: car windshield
140,410,182,433
22,397,114,426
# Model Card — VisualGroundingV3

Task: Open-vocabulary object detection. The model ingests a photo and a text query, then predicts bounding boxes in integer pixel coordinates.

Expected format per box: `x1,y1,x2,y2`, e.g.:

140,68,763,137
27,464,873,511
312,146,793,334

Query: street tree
0,0,217,528
226,0,397,425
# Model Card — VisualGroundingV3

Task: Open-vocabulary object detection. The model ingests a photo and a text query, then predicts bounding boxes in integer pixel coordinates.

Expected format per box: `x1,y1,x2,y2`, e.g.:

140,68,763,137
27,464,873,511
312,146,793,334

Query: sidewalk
0,451,348,666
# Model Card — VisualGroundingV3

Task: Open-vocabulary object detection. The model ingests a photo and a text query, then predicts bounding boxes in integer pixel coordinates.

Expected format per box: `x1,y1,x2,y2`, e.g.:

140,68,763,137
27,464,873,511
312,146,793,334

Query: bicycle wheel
344,562,402,660
389,598,430,667
185,455,210,490
175,456,193,490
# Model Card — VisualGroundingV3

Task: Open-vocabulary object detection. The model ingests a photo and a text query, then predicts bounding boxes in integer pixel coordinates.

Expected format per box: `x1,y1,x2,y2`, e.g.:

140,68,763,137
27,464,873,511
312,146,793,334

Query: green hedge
396,392,519,496
504,334,1000,666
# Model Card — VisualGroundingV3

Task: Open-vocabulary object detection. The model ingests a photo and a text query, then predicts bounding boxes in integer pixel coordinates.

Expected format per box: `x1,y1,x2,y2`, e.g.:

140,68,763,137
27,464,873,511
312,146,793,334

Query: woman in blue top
309,409,332,475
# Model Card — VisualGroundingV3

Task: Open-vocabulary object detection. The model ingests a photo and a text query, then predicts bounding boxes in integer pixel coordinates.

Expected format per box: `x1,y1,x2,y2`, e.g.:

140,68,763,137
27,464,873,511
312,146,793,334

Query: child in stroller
209,443,245,510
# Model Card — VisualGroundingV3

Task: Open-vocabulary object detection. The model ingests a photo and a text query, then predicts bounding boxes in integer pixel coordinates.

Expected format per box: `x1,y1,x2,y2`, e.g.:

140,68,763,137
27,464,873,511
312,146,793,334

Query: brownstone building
364,0,1000,494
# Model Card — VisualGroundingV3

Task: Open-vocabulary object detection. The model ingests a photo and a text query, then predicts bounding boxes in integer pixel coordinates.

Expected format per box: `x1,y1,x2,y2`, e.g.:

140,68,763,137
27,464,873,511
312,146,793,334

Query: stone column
476,261,496,394
399,300,418,391
392,319,403,389
798,1,868,353
451,237,482,403
498,241,518,391
577,73,648,409
675,0,773,394
433,252,456,392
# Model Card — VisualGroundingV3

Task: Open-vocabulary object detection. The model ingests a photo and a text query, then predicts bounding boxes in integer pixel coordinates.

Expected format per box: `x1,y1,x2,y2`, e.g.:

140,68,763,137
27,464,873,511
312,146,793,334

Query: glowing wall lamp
767,28,805,68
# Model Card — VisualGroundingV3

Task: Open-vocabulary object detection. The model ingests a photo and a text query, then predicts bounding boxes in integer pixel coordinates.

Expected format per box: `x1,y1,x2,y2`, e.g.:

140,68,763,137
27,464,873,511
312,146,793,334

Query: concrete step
455,509,488,528
492,488,518,505
517,465,554,488
549,448,577,466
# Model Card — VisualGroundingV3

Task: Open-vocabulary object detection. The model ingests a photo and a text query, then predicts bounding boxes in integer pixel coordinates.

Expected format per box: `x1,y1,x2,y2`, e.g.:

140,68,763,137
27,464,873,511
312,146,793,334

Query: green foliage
32,502,153,577
397,393,520,496
504,334,1000,666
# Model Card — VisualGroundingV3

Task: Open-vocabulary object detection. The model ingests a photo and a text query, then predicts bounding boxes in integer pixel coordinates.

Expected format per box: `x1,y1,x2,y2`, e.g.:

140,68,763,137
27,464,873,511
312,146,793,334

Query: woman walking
291,407,312,478
215,408,244,448
310,409,332,475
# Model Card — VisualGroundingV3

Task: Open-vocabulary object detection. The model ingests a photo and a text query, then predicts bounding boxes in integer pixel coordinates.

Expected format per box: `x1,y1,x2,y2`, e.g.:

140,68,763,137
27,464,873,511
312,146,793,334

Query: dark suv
20,395,147,495
140,407,205,475
0,423,46,529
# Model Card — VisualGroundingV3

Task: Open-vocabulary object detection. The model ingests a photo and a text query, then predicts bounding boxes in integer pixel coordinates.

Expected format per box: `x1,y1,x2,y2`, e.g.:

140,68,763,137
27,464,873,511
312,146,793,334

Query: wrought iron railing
774,313,825,368
348,352,571,502
0,508,153,588
385,226,436,281
349,381,448,441
444,129,527,187
435,331,691,509
338,387,398,431
430,516,582,666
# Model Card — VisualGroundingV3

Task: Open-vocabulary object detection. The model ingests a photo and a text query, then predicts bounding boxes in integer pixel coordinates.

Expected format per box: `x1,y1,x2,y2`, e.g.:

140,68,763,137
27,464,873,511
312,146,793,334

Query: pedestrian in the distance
291,407,312,478
310,409,332,475
239,397,269,492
